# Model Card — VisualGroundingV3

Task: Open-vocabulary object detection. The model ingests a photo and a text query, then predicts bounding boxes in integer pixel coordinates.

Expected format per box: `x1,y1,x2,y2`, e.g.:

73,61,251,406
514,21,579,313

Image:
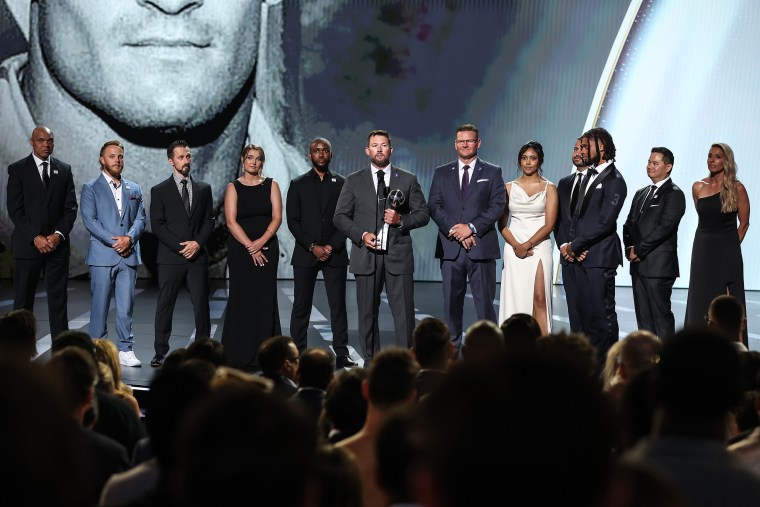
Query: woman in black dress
222,144,282,371
685,143,750,344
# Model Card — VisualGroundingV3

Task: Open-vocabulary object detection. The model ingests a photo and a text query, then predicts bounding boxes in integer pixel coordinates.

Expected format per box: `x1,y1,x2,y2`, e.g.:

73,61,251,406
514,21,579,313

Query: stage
5,279,758,389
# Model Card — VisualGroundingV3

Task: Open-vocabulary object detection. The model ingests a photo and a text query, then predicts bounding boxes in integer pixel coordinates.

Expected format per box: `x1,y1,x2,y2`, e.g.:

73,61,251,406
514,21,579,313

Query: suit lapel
189,179,200,220
638,179,672,221
579,164,614,216
98,175,123,218
449,163,462,205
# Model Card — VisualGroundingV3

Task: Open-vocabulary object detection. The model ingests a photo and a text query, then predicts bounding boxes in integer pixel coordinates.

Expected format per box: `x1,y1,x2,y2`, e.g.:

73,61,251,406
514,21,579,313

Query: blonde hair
240,144,265,177
93,339,133,396
711,143,739,213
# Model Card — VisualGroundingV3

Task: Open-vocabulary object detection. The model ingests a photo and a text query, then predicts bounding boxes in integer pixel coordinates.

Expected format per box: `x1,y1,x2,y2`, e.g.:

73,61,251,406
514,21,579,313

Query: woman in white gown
498,141,558,335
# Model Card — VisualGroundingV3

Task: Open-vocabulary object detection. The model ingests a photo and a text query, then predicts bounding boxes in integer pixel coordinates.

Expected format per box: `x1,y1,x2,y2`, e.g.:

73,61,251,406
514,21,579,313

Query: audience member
607,331,662,404
376,405,424,506
321,368,369,444
212,365,274,392
184,338,227,366
336,348,420,507
709,294,749,351
460,319,504,362
603,339,625,394
308,445,363,507
0,309,37,360
536,330,599,379
291,348,335,426
94,338,141,417
174,386,317,507
257,335,299,398
411,317,453,400
499,312,541,356
624,327,760,507
618,366,658,451
729,352,760,474
603,461,686,507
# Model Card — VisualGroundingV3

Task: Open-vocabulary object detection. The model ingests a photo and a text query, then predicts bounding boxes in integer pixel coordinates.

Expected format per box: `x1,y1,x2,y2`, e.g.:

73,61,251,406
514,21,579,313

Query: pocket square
477,179,489,183
129,195,141,201
595,183,602,189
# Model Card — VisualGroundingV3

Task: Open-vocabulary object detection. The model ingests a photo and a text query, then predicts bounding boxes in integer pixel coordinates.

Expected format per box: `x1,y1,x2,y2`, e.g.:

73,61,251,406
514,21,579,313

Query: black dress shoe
150,353,165,368
335,355,357,368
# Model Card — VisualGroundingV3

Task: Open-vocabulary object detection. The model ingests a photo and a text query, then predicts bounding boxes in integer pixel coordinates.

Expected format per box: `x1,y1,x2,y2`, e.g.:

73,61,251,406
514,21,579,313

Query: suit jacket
6,154,78,259
428,159,505,260
623,179,685,278
567,162,627,268
554,171,576,255
334,165,429,276
80,174,146,267
286,169,348,268
149,176,215,265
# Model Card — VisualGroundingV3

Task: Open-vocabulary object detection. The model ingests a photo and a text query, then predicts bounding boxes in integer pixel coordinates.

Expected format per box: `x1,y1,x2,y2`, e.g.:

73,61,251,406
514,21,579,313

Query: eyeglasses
455,139,478,146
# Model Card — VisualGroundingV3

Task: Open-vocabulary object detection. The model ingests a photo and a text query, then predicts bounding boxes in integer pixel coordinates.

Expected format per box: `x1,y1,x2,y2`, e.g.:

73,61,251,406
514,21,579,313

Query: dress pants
290,265,349,355
631,269,676,339
13,251,69,340
89,259,137,352
154,262,211,355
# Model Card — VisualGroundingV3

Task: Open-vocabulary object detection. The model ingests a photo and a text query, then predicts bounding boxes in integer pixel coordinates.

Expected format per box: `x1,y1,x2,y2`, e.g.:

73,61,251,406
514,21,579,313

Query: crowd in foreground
1,293,760,507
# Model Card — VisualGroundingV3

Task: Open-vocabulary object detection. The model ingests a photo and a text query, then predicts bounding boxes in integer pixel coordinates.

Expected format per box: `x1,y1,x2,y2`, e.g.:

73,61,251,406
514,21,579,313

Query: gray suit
334,165,429,359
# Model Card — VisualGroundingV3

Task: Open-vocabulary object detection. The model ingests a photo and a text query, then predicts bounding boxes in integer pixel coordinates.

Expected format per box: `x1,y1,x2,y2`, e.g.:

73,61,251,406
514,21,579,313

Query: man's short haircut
455,123,479,139
620,330,662,374
185,338,227,367
51,330,96,360
412,318,451,369
709,294,746,337
309,137,332,152
257,335,296,374
47,347,98,412
500,313,541,356
536,331,598,378
367,348,420,409
367,129,391,146
0,309,38,358
298,348,335,390
167,139,190,159
651,146,674,167
99,140,124,159
462,320,504,360
324,368,369,436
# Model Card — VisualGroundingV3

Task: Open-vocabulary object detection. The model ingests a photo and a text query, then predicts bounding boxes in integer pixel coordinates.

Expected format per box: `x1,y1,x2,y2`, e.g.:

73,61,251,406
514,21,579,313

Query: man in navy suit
287,138,355,368
6,125,78,341
149,140,216,367
428,124,505,355
81,140,146,367
623,147,685,339
334,130,430,362
558,127,627,364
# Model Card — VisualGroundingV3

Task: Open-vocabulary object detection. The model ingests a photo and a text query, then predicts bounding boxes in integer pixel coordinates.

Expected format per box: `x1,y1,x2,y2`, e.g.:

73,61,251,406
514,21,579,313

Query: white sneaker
119,350,142,367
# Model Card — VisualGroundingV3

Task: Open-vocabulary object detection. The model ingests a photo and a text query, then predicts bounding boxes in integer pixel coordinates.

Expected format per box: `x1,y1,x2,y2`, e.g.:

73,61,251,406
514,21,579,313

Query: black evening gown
684,193,746,334
222,178,281,371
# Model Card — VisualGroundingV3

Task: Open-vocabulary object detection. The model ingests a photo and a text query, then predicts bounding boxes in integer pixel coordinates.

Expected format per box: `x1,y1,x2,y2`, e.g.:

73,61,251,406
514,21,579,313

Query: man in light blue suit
80,140,146,367
428,124,505,356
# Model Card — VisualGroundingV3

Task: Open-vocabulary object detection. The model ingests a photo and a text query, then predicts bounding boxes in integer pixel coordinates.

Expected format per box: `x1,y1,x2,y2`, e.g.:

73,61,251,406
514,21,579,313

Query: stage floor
4,279,758,388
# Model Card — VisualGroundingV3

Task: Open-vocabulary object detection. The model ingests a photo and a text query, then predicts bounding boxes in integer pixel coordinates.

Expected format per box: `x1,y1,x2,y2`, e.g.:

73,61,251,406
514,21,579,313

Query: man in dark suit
334,130,430,362
149,140,216,367
6,126,77,340
287,138,355,368
428,124,505,355
558,128,627,364
623,147,685,339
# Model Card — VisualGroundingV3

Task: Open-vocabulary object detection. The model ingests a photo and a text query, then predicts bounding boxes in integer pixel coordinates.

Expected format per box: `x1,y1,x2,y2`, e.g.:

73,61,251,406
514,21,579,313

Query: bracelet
528,240,534,248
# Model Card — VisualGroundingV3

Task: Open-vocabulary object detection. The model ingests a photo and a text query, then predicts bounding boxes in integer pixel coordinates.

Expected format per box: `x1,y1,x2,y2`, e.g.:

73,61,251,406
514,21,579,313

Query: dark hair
167,139,190,159
366,129,391,146
298,348,335,390
51,330,96,360
367,348,419,409
536,331,598,378
500,313,541,356
308,137,332,153
0,309,37,358
582,127,616,163
651,146,674,167
455,123,479,139
462,320,504,361
412,318,451,369
257,335,296,374
323,368,369,437
47,347,99,412
517,140,545,173
708,294,745,337
185,338,227,367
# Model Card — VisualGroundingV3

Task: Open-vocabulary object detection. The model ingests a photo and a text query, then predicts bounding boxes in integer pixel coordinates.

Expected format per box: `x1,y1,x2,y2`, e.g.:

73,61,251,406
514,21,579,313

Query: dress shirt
102,172,123,214
458,157,478,189
31,152,65,239
371,164,391,193
172,173,193,208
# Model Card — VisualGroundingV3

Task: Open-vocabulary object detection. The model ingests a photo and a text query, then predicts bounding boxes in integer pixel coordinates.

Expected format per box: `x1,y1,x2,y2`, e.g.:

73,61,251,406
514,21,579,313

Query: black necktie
377,170,387,227
639,185,657,215
42,161,49,189
461,165,470,200
181,179,190,215
575,167,597,215
569,172,583,214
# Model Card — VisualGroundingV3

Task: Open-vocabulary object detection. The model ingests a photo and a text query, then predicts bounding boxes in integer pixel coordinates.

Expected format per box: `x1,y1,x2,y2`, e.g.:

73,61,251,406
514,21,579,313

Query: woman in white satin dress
498,141,558,335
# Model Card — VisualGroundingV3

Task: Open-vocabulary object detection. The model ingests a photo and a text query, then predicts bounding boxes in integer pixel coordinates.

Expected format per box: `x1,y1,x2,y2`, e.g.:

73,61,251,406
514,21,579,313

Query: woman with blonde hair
93,338,141,417
684,143,750,345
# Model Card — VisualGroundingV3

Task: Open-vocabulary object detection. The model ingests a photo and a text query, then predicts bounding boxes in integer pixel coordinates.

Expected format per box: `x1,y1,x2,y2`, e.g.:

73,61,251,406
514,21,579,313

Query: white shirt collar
31,153,49,167
101,171,122,188
458,157,478,171
651,176,670,189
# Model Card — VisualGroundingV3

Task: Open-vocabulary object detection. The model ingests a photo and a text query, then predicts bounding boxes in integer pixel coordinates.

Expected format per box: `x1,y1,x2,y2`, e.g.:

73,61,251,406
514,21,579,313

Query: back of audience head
536,331,598,378
461,319,504,361
655,327,742,432
603,340,624,391
51,330,96,359
185,338,227,366
619,330,661,380
367,348,420,410
500,313,541,356
376,405,423,505
0,309,37,360
417,353,614,506
297,348,335,390
308,445,363,507
619,366,657,450
161,347,187,371
412,317,452,370
46,346,99,421
258,335,299,377
708,294,747,346
93,338,123,386
322,368,369,442
213,366,274,392
175,386,317,507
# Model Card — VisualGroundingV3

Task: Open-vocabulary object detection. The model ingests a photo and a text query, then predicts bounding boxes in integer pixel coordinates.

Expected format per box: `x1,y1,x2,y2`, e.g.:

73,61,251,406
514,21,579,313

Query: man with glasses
256,335,300,399
428,124,505,357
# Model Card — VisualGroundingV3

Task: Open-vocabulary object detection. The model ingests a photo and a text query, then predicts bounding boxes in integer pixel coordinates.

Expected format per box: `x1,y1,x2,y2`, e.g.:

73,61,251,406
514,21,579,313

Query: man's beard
372,156,390,168
178,164,191,177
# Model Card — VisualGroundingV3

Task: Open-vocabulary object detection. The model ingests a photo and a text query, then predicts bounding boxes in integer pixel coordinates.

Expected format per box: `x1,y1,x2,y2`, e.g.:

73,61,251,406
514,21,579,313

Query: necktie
569,172,583,215
42,161,49,189
575,167,597,215
461,165,470,200
181,179,190,215
639,185,657,215
377,170,387,227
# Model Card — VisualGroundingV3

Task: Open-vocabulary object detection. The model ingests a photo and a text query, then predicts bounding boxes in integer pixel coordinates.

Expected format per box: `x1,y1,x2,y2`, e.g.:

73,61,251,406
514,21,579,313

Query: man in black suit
6,125,77,340
623,147,685,339
149,140,216,367
287,138,355,368
558,128,627,364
